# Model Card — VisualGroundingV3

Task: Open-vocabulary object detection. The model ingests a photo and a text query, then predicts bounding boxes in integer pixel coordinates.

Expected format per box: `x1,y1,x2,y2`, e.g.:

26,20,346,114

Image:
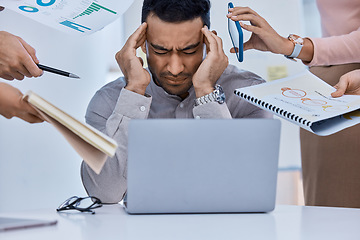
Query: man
81,0,272,203
0,6,43,123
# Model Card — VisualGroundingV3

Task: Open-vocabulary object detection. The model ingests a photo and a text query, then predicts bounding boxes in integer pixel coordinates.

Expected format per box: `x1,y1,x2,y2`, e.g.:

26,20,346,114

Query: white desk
1,204,359,240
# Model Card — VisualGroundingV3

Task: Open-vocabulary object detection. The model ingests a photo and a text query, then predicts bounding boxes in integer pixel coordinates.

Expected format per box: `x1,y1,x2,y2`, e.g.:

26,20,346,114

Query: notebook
234,71,360,136
124,119,281,214
0,217,57,231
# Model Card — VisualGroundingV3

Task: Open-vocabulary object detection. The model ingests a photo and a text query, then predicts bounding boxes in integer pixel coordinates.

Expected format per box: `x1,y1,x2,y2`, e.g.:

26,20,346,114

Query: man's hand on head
116,23,151,96
192,26,229,98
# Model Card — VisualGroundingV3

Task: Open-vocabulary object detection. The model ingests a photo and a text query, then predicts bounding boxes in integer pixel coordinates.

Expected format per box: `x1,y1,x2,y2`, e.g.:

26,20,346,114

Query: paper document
1,0,133,35
235,71,360,136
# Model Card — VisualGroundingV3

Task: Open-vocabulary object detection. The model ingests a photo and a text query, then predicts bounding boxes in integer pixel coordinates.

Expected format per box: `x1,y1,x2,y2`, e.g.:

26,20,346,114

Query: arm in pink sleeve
307,27,360,67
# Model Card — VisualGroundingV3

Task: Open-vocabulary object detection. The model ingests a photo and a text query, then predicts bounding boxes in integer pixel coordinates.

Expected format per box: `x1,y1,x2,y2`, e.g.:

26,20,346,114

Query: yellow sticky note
267,65,288,81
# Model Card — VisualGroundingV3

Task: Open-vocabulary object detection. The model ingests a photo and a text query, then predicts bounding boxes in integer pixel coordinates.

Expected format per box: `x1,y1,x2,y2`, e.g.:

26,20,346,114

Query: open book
23,91,117,174
234,71,360,136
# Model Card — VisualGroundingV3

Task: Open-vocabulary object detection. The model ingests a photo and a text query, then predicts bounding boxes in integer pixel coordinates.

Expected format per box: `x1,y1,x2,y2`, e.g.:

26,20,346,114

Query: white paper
1,0,133,35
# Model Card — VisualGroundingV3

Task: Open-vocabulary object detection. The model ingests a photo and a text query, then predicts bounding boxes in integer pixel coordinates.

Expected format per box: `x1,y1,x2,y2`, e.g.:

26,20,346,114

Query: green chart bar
93,3,117,14
73,2,117,19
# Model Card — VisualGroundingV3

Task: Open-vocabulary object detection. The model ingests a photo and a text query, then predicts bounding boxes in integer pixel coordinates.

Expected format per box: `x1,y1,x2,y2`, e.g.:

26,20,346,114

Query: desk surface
1,204,359,240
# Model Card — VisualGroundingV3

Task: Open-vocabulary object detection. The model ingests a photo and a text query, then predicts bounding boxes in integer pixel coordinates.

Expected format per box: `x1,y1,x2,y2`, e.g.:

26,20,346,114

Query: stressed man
81,0,272,203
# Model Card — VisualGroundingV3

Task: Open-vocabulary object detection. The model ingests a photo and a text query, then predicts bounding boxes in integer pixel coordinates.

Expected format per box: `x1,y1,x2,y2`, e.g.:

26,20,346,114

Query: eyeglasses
56,196,102,214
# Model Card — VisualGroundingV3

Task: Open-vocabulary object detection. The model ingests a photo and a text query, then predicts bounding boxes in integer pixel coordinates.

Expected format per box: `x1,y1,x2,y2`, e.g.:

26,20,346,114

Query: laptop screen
125,119,281,214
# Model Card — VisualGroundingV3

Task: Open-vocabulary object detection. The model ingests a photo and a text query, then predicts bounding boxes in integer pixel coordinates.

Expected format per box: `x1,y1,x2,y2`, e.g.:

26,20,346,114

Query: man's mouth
164,77,188,85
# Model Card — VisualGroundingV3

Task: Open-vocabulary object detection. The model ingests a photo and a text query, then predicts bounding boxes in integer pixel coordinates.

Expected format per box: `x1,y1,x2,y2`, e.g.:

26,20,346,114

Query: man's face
144,14,204,98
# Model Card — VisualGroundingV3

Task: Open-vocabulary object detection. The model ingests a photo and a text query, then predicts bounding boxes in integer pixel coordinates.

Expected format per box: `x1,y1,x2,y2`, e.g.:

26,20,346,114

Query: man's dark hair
141,0,211,28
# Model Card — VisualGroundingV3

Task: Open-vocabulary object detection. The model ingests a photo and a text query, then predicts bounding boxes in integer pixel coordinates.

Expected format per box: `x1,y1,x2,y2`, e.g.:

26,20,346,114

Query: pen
37,64,80,79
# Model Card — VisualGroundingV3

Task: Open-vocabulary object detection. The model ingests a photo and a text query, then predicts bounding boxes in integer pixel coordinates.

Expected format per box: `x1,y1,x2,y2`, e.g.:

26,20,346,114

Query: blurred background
0,0,321,212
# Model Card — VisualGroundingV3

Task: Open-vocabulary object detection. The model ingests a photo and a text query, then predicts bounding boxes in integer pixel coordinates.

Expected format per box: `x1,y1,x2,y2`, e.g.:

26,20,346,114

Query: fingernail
227,13,232,17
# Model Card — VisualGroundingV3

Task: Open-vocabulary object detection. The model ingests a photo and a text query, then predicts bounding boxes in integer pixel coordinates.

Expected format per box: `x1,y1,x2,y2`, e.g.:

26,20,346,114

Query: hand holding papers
23,91,117,174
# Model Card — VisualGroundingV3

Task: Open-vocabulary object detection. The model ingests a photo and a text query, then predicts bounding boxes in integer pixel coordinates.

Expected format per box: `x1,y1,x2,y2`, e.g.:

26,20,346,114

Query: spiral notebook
234,71,360,136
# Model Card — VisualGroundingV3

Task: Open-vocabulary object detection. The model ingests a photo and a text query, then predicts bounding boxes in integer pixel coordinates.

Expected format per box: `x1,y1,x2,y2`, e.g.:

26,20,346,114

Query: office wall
0,0,321,212
0,8,124,212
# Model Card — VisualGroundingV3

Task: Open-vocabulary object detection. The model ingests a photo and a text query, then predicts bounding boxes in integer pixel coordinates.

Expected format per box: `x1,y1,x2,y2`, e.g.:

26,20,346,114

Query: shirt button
140,106,146,112
179,103,184,108
195,116,201,119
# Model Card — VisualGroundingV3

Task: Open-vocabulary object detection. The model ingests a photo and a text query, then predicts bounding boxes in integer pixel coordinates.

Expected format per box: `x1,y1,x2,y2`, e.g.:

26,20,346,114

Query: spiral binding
236,91,311,127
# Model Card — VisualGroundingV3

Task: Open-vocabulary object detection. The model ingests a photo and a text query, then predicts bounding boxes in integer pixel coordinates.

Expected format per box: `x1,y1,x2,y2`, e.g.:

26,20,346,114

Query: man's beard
149,67,193,96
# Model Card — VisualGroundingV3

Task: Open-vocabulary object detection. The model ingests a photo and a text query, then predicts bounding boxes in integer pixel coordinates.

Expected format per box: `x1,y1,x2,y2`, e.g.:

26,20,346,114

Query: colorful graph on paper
74,2,117,19
1,0,133,35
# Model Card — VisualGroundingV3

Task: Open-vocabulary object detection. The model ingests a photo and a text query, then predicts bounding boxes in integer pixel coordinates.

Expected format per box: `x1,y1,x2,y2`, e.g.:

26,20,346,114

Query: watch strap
286,43,303,58
285,34,304,60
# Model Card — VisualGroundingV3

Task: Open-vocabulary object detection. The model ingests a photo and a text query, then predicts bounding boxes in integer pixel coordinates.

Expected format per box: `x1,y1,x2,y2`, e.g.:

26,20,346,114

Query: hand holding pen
0,31,42,80
0,31,80,80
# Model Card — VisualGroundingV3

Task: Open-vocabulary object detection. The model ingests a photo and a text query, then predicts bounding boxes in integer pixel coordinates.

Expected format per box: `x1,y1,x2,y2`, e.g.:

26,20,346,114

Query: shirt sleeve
307,27,360,67
191,94,272,119
81,88,151,203
193,102,232,119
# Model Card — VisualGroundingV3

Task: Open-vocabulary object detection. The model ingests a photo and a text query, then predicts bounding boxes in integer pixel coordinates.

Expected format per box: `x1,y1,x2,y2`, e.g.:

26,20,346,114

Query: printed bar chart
2,0,133,35
74,2,116,19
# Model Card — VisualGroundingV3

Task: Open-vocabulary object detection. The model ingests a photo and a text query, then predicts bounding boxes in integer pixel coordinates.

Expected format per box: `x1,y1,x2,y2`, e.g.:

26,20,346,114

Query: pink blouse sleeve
307,27,360,67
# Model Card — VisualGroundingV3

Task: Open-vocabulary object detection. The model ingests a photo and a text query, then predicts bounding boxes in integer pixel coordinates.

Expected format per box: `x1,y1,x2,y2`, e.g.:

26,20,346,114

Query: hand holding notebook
234,71,360,136
23,91,118,174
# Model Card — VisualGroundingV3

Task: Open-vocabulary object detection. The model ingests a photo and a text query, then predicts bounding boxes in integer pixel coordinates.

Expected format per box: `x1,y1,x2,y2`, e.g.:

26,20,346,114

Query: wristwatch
284,34,304,61
194,84,226,106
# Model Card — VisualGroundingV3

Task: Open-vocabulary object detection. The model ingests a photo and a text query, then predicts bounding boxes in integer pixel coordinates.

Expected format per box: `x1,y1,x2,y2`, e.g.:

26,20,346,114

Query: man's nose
167,54,185,76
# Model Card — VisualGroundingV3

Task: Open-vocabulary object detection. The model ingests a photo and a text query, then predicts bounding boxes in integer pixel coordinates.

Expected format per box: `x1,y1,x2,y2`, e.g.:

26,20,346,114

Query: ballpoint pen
37,64,80,79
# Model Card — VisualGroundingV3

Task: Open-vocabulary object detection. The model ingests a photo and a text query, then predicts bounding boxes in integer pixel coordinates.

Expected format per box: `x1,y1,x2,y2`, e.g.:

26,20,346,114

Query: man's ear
141,41,148,55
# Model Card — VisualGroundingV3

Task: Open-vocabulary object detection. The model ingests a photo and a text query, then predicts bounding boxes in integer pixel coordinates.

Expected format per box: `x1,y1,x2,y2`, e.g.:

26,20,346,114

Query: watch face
217,94,226,104
215,85,226,104
289,34,304,45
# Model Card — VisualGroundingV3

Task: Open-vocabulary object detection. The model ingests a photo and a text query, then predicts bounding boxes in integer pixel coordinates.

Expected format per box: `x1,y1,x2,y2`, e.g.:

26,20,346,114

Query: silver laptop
124,119,281,214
